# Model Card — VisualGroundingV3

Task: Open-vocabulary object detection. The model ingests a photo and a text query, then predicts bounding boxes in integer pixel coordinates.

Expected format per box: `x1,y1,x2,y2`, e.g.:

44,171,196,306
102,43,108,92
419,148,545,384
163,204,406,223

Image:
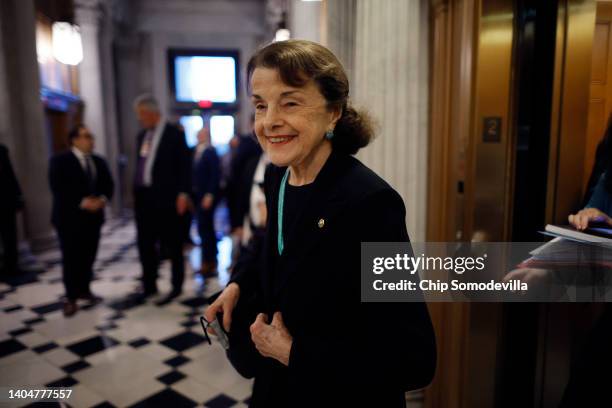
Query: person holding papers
570,134,612,230
560,159,612,406
569,172,612,230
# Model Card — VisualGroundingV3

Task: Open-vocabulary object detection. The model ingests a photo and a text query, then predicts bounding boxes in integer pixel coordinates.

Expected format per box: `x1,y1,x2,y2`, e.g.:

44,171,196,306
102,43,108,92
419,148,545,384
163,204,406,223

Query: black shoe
155,290,181,306
79,292,103,305
63,301,78,317
200,262,218,278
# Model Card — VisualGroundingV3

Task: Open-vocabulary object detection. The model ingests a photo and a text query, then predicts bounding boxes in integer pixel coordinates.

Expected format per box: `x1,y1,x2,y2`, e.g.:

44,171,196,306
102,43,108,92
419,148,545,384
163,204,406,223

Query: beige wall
326,0,430,241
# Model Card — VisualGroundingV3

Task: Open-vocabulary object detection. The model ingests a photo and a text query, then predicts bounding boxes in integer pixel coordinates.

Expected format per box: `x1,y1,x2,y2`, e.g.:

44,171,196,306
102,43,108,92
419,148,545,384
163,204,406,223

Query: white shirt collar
71,146,88,162
142,117,166,186
196,143,207,154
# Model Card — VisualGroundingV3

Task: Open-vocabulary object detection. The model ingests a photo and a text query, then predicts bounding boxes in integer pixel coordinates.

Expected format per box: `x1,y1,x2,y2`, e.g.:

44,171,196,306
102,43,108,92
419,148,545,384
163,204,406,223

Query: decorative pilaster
352,0,429,241
75,0,108,157
75,0,121,210
324,0,356,83
289,0,321,42
0,0,53,250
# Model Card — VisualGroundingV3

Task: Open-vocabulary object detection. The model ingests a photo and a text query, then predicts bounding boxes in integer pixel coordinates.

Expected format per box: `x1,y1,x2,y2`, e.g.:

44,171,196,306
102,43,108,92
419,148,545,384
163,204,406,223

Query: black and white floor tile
0,218,251,408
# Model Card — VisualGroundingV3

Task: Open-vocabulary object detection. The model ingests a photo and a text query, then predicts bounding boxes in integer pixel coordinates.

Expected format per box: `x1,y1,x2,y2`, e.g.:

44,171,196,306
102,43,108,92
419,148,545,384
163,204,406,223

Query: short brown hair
67,124,86,145
247,40,374,155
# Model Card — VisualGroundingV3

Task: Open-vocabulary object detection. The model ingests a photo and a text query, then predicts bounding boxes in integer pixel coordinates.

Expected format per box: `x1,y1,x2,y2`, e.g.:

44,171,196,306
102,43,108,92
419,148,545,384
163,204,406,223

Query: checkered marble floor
0,218,252,408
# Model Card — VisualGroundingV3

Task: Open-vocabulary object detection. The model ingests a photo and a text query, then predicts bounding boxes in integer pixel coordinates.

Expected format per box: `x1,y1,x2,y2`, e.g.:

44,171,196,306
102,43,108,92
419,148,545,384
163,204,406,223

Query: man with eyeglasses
49,125,114,317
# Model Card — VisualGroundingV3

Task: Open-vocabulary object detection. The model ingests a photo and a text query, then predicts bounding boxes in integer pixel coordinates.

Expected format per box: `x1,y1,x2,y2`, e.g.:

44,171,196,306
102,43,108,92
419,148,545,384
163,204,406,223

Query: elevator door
584,2,612,193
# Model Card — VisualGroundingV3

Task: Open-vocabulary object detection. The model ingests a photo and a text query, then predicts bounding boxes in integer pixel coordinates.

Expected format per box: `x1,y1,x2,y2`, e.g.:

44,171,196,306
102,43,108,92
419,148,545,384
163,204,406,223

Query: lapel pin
318,218,325,228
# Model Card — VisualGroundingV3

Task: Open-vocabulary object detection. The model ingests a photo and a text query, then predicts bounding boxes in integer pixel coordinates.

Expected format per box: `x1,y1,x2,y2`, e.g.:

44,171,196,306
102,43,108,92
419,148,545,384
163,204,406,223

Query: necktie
84,155,95,193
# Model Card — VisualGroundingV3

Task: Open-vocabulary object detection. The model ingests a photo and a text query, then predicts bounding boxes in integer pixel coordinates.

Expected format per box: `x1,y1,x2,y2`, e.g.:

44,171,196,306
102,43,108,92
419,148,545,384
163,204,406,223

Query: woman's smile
266,134,297,145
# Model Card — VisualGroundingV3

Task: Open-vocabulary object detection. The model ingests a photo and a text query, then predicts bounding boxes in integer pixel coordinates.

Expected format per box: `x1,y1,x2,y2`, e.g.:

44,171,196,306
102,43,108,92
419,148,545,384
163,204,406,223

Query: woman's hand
204,282,240,334
568,208,612,230
250,312,293,366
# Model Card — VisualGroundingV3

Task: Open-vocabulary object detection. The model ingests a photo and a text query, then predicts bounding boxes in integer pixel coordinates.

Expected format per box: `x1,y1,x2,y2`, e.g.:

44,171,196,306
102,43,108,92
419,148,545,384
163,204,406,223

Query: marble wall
289,0,322,42
327,0,430,241
75,0,122,211
0,0,54,249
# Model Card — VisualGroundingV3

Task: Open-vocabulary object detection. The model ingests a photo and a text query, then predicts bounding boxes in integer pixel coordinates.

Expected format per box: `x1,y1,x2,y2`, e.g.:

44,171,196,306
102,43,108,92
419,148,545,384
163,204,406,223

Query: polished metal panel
469,0,514,242
464,2,514,408
547,0,596,224
543,4,596,407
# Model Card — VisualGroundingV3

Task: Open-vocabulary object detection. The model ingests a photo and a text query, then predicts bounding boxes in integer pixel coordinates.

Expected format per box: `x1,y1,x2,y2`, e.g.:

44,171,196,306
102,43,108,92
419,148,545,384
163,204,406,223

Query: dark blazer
227,135,262,228
228,150,436,408
0,144,23,213
192,146,220,202
583,134,610,206
134,123,191,209
234,152,263,229
49,150,114,228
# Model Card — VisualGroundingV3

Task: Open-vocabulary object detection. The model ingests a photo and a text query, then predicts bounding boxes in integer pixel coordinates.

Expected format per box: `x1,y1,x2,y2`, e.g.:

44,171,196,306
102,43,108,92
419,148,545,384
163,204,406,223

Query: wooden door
584,2,612,191
44,100,83,154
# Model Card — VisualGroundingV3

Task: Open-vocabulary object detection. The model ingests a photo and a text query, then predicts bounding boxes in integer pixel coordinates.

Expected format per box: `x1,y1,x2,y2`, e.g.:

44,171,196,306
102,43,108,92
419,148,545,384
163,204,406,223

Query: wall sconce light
52,22,83,66
275,28,291,42
274,10,290,42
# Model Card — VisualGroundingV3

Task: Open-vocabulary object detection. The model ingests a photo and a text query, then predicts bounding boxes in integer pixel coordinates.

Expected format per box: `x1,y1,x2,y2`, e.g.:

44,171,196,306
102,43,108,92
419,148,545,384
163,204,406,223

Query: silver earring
325,130,334,140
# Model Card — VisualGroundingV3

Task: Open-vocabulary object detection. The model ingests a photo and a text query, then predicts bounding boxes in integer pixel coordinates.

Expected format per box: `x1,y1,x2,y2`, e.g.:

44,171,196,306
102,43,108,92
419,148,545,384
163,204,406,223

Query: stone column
289,0,322,41
75,0,121,210
0,0,54,251
75,0,108,158
324,0,356,83
98,0,121,210
352,0,429,241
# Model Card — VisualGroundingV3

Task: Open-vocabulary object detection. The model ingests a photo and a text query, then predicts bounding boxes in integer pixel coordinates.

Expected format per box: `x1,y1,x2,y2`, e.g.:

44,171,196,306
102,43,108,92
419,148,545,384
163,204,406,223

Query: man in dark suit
49,125,114,317
192,127,220,277
226,133,262,235
0,143,24,279
133,94,191,305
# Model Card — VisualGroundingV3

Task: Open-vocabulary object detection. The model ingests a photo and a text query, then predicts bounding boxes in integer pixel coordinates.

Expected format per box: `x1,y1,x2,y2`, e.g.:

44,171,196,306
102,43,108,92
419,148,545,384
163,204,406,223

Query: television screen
173,55,237,103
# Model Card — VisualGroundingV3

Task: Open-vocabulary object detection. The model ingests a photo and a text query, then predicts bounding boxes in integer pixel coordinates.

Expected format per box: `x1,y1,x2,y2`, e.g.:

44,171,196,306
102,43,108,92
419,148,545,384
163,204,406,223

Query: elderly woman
205,40,436,407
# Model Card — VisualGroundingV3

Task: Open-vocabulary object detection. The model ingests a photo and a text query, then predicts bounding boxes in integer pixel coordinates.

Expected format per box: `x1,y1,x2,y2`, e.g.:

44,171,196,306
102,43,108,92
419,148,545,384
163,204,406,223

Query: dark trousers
181,212,193,244
0,211,18,274
135,188,184,293
197,206,217,264
56,219,101,301
560,304,612,407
